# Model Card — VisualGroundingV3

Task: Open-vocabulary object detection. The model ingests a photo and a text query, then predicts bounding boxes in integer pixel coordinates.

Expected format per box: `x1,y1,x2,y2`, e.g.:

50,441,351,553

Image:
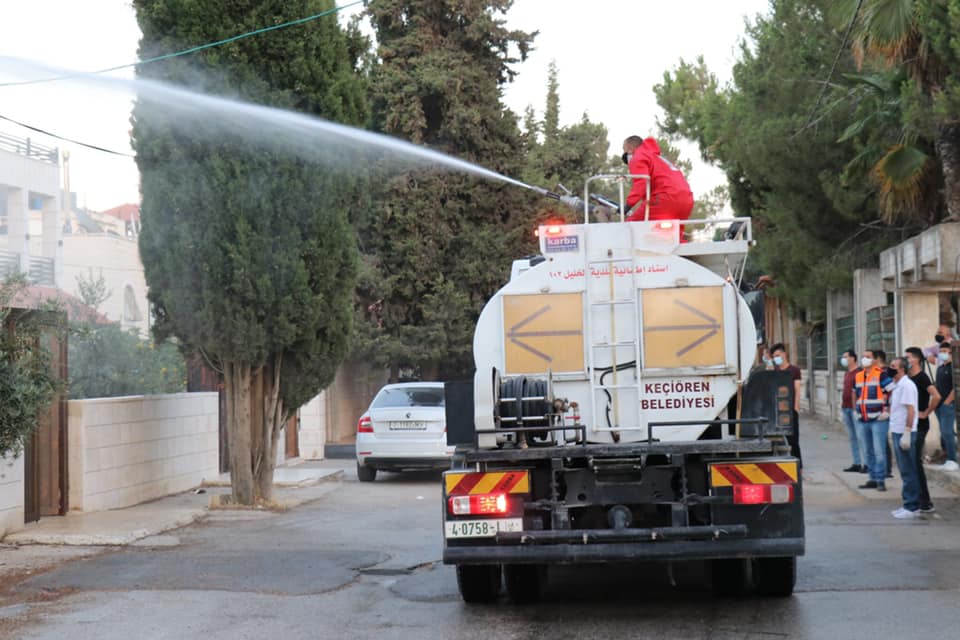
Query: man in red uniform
622,135,695,222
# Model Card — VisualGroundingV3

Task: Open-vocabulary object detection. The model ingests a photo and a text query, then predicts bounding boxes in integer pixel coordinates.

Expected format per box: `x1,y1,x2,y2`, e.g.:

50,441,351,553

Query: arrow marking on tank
645,300,720,357
507,305,582,363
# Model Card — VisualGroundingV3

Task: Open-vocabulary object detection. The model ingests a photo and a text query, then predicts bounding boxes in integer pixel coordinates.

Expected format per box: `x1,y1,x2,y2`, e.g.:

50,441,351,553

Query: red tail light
448,493,509,516
357,416,373,433
733,484,794,505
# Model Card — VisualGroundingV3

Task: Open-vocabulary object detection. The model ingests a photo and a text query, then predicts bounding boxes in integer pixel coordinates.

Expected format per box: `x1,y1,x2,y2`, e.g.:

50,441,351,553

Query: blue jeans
935,403,957,462
842,408,861,465
892,431,920,511
861,419,889,483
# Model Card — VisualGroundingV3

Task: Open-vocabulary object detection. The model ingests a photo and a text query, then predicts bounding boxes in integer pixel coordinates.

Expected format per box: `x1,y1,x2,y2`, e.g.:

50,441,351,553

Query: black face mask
621,152,631,165
936,334,945,344
886,367,897,378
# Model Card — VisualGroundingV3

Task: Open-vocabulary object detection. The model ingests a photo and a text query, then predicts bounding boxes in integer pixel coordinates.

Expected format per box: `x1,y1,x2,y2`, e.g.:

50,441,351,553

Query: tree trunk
422,361,439,381
252,354,284,502
937,121,960,221
223,361,254,504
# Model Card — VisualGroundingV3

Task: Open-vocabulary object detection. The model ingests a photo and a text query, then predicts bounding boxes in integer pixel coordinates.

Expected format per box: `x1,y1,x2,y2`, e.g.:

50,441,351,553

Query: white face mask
939,352,951,363
861,357,873,368
840,357,849,368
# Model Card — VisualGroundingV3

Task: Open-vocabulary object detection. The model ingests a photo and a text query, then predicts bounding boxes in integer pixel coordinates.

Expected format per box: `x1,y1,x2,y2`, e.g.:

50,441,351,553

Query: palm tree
838,71,940,225
836,0,960,221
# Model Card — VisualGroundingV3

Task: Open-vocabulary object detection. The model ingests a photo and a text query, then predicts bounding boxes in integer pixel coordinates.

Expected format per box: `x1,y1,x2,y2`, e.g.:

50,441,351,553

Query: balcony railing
0,250,55,286
0,131,59,165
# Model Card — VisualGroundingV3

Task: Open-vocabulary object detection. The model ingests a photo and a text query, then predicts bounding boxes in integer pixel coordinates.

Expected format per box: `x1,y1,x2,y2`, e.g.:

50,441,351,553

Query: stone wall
68,393,219,512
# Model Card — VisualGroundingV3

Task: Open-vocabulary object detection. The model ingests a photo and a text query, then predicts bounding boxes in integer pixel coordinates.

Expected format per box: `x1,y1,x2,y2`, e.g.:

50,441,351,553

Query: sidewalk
808,409,960,498
3,460,346,547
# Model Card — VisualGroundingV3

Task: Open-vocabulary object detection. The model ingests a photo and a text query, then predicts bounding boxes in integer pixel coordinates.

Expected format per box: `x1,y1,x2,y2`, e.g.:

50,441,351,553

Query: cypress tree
132,0,369,503
354,0,536,380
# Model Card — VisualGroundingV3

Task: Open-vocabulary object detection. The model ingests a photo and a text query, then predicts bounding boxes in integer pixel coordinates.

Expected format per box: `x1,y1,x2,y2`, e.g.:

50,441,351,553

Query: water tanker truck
441,174,803,602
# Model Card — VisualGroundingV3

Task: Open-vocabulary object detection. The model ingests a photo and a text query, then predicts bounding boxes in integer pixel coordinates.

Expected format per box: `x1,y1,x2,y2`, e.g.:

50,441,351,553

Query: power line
793,0,865,138
0,1,365,157
0,114,134,158
0,0,364,88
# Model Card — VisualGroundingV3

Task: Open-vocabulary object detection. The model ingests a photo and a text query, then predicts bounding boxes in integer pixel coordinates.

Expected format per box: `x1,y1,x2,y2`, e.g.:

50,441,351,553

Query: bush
68,323,186,399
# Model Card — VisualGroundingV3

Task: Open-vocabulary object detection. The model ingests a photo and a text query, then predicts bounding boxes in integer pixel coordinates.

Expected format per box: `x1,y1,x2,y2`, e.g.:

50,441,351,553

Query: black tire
356,462,377,482
753,556,796,597
456,564,502,603
710,558,750,597
504,564,546,604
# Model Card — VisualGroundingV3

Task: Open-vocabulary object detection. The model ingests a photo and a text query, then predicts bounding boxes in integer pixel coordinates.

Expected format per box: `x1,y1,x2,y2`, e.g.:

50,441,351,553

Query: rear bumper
443,536,804,565
362,456,452,471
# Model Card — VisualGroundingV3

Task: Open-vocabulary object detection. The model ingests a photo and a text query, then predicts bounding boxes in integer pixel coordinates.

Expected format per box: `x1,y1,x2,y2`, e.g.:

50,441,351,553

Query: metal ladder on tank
583,225,645,438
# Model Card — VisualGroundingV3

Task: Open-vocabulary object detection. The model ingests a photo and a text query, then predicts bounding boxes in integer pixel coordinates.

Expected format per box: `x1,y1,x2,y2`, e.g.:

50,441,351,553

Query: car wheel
753,556,796,597
456,564,501,603
356,462,377,482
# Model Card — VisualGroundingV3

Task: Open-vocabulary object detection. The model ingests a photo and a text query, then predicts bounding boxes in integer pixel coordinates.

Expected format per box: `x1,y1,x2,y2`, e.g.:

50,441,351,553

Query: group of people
839,324,957,519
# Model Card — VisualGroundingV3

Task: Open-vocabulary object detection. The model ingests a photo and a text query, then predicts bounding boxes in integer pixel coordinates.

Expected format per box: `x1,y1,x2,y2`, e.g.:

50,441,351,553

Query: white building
0,131,62,287
61,203,149,335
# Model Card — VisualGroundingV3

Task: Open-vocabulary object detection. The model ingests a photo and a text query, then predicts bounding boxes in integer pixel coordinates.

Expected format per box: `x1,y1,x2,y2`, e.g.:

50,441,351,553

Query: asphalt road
4,416,960,639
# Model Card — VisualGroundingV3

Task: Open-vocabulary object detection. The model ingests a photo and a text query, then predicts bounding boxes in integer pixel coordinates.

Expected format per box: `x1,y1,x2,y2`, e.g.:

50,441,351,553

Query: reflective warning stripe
445,470,530,496
710,461,798,487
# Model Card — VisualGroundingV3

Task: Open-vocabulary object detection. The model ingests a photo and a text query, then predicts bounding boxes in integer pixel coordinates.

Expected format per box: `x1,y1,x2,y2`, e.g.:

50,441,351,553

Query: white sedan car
355,382,455,482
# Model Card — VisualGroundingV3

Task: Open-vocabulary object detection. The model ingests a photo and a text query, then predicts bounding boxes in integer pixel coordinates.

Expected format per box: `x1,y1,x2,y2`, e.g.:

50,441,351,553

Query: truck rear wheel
456,564,502,603
753,556,796,597
710,558,750,597
504,564,546,603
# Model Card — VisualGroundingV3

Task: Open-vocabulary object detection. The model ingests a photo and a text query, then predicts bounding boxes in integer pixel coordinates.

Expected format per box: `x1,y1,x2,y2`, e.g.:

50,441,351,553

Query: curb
202,468,343,488
4,509,207,547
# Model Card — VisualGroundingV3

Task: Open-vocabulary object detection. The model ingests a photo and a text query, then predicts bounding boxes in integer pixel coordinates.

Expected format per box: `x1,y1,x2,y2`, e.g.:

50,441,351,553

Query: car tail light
448,493,509,516
733,483,794,505
357,416,373,433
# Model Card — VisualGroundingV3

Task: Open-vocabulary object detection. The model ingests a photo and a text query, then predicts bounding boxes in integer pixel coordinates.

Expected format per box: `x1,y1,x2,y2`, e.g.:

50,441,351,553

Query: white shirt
889,375,919,434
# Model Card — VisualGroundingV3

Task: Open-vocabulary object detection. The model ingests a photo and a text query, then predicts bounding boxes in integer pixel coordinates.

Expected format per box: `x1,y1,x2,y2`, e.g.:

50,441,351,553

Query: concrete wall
327,361,389,444
68,393,219,512
61,234,149,335
299,393,327,460
0,453,24,536
853,269,886,356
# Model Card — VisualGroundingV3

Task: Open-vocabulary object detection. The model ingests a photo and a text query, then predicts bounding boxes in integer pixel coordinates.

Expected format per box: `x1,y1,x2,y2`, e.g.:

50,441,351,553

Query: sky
0,0,770,212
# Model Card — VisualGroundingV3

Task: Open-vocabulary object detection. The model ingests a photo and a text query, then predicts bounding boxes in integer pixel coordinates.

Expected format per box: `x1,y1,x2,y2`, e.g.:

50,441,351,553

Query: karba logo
545,235,579,252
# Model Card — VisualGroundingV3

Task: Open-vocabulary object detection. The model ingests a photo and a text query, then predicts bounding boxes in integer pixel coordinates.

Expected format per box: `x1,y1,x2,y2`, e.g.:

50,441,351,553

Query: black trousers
916,420,932,509
788,409,802,466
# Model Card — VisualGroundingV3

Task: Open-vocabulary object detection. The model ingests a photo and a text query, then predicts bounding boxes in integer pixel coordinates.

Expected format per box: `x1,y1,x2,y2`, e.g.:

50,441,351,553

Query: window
372,386,445,408
123,285,142,322
835,314,854,359
865,305,895,356
811,325,828,370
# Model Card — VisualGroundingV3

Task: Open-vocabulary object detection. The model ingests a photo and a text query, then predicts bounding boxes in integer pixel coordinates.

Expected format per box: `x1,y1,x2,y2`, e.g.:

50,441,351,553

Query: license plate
388,421,427,431
444,518,523,538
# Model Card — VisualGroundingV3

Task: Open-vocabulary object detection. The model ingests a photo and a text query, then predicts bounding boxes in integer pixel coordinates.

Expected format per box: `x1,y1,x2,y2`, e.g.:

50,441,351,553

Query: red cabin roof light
656,221,675,230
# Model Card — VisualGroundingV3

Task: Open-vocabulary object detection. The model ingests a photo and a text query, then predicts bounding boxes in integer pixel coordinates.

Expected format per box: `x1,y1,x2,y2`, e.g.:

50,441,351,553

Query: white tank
473,218,757,445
